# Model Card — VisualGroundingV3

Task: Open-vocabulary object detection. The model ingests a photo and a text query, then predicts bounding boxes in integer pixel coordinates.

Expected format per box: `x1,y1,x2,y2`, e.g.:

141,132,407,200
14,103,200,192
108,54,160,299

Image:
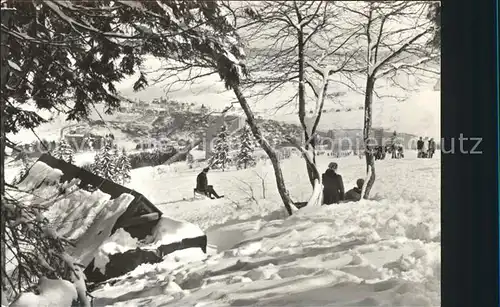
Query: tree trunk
363,76,376,199
1,7,13,293
296,28,317,188
261,179,266,199
233,86,294,216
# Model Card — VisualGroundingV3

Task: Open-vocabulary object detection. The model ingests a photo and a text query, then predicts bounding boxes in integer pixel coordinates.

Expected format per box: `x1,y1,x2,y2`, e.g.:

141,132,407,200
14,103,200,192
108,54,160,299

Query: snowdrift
90,153,440,306
87,217,207,282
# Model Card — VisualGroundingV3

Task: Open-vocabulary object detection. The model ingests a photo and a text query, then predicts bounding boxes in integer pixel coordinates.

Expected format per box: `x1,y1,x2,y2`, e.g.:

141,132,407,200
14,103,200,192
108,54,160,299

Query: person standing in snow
428,138,436,158
397,144,404,159
322,162,344,205
421,138,428,158
196,167,223,199
344,178,364,202
417,137,424,158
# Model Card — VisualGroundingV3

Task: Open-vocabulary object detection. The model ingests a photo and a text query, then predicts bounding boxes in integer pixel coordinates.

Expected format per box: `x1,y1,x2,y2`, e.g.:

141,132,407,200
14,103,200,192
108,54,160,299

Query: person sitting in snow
322,162,344,205
344,179,364,202
196,167,223,199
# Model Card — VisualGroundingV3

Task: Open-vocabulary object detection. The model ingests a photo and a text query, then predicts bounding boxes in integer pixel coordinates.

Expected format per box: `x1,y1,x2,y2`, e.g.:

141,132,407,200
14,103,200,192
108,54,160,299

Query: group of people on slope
417,137,437,158
322,162,364,205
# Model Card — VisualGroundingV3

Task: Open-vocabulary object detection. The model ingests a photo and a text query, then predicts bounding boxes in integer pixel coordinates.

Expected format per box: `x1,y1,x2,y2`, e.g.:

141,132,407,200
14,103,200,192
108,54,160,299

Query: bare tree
333,1,440,199
132,4,296,215
237,1,332,188
226,1,364,208
232,176,259,206
253,169,269,199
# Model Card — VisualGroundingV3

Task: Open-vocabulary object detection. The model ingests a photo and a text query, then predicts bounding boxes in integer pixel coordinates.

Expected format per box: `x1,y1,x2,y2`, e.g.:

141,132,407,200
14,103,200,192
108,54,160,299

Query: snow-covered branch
372,28,431,77
375,55,439,79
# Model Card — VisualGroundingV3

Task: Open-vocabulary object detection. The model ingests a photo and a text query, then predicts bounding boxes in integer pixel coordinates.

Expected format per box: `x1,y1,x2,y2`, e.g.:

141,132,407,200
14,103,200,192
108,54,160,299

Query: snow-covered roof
16,154,163,267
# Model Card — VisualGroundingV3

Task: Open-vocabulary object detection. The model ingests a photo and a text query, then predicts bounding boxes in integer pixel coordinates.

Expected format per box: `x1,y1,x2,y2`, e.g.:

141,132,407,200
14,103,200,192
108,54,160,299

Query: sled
192,189,225,200
193,188,210,200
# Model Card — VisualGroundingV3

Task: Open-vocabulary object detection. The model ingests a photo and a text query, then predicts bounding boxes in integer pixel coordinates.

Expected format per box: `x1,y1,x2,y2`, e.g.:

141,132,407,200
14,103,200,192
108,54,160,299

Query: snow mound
92,217,206,275
144,217,205,248
188,149,206,161
10,277,77,307
94,228,140,274
16,161,63,190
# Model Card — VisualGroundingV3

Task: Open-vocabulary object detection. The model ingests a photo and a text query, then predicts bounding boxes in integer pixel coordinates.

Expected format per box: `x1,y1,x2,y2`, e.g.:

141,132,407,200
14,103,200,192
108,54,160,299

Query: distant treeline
16,134,114,154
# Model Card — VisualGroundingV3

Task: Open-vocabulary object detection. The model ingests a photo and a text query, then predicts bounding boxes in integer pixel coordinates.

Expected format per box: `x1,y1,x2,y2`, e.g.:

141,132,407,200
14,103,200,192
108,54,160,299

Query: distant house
17,154,207,283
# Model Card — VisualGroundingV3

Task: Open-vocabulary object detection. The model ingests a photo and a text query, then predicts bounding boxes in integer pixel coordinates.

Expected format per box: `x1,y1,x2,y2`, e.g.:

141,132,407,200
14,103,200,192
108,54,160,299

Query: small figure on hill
196,167,224,199
344,179,365,202
417,137,425,158
322,162,344,205
428,138,436,158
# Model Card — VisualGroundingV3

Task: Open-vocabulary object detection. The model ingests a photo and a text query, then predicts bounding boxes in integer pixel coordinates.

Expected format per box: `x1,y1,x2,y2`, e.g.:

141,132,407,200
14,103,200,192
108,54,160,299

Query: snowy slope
92,153,440,306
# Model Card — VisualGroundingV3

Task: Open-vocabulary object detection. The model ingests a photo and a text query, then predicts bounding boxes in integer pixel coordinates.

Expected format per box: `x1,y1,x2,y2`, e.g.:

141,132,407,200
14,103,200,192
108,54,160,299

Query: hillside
6,99,308,162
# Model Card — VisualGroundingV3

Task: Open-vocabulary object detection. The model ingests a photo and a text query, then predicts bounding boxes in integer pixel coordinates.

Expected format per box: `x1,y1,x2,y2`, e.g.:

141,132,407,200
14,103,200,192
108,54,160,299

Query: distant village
13,96,422,163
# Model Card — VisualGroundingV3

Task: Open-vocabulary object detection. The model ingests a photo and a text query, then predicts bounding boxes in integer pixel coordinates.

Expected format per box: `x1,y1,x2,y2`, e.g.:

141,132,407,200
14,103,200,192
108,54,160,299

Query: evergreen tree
211,125,231,171
90,147,104,178
236,125,256,169
52,139,75,164
116,149,132,184
100,138,118,182
90,137,119,182
1,1,245,301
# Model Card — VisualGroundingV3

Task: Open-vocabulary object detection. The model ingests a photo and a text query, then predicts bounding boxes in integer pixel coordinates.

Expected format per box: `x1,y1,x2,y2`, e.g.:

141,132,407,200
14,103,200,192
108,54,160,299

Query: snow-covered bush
1,190,85,304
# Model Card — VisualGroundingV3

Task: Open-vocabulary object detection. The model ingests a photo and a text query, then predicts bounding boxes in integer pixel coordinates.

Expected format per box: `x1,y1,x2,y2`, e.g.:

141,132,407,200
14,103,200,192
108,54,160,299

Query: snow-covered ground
91,152,440,306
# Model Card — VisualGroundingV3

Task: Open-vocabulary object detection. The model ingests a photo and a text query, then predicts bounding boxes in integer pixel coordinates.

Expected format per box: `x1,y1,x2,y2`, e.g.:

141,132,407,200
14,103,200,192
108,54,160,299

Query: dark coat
344,187,362,202
428,140,436,151
417,140,424,150
322,169,344,204
196,172,208,191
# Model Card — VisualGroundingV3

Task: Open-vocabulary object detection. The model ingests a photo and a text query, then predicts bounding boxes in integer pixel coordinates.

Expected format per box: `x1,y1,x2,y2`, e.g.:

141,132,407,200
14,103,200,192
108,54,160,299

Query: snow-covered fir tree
236,125,256,169
91,148,103,178
211,125,231,171
116,148,132,184
90,137,120,182
53,139,75,164
101,139,118,181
